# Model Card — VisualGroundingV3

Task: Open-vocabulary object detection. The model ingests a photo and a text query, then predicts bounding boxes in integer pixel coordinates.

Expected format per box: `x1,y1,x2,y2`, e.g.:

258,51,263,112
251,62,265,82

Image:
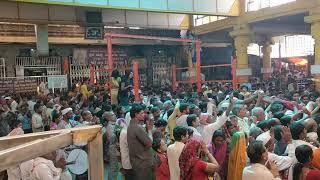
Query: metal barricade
172,59,237,92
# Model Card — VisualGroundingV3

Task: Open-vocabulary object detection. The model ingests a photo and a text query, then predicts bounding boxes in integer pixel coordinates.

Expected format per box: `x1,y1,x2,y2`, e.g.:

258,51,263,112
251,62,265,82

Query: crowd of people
1,69,320,180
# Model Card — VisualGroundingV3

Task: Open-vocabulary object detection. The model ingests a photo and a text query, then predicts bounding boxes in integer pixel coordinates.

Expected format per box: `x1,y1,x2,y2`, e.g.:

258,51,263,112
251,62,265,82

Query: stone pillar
230,26,252,83
260,38,274,80
305,14,320,90
35,24,49,56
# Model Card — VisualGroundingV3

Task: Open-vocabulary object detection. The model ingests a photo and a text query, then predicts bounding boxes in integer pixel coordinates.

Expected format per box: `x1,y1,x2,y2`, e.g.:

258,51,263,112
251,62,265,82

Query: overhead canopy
9,0,240,16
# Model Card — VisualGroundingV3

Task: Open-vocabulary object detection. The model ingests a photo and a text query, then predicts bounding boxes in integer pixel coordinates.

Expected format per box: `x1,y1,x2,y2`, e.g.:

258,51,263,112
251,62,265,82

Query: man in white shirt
58,108,73,130
232,104,250,134
160,100,173,121
31,157,62,180
27,96,36,114
286,122,318,160
32,103,44,132
256,128,293,171
5,97,18,112
175,103,189,127
119,120,133,179
243,141,281,180
251,107,266,122
198,97,234,145
186,114,203,141
281,122,318,180
167,126,189,180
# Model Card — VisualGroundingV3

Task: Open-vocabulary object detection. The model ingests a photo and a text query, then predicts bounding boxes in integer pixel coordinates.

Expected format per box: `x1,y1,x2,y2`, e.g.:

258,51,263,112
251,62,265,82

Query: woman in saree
118,71,133,106
227,131,247,180
179,140,219,180
110,70,121,105
208,130,228,180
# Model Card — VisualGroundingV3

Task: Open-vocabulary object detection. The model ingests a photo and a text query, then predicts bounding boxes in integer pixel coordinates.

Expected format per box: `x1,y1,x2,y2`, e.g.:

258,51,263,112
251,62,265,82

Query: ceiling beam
251,24,310,36
8,0,239,16
194,0,317,35
0,36,182,45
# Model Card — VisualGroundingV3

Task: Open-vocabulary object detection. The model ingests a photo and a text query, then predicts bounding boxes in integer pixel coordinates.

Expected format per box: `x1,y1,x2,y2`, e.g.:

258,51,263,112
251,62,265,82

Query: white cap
4,97,11,100
256,131,271,146
62,108,73,116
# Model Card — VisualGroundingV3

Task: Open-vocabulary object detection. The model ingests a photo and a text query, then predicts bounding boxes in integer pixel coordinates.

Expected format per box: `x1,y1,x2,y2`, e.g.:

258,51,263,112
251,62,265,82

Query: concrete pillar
35,24,49,56
260,38,274,80
305,14,320,90
230,25,252,83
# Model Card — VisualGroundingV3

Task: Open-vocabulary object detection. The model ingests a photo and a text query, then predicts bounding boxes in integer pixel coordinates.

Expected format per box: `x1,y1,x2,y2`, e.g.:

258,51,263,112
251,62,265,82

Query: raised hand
282,126,292,144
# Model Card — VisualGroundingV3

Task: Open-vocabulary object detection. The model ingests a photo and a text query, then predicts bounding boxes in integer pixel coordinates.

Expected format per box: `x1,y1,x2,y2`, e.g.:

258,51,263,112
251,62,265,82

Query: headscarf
179,140,202,180
227,131,247,180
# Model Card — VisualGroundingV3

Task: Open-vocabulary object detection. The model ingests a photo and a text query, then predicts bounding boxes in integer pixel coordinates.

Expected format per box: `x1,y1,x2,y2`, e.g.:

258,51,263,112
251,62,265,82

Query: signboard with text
48,75,68,89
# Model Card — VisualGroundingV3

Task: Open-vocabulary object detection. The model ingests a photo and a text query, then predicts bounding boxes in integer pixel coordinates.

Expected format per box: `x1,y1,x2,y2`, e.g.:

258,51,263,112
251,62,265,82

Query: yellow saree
227,131,247,180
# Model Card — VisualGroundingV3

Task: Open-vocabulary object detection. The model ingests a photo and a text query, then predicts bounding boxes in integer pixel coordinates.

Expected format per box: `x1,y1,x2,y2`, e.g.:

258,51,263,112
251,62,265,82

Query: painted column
305,14,320,90
230,26,252,83
261,38,274,80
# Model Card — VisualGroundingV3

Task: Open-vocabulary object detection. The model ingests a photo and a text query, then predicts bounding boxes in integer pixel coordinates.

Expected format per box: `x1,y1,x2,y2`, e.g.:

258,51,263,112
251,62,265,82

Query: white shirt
285,139,318,180
268,152,293,171
125,112,131,125
167,141,185,180
243,163,281,180
31,157,62,180
27,100,36,113
10,100,18,112
46,108,53,121
119,128,132,170
176,114,188,127
200,112,228,145
286,139,317,162
20,160,35,180
57,120,72,129
32,113,43,130
238,116,250,135
189,126,202,141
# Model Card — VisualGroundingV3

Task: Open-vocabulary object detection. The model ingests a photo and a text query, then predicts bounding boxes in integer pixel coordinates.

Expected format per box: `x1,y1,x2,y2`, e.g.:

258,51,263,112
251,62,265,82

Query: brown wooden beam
87,130,104,180
0,130,62,151
72,125,102,145
0,132,72,171
0,125,102,151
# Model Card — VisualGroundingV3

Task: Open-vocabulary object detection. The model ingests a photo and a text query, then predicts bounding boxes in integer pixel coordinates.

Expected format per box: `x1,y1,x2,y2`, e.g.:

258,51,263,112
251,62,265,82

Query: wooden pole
196,41,201,93
107,35,114,103
88,131,104,180
232,58,237,90
133,61,140,102
172,65,177,92
89,64,94,85
107,36,113,76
